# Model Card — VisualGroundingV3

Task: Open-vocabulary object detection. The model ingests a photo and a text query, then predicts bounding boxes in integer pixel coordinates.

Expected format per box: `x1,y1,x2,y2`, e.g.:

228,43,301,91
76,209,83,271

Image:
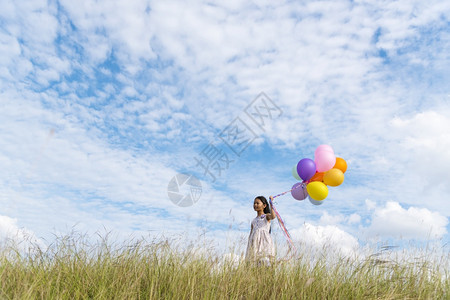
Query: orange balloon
323,168,344,186
310,172,324,182
333,157,347,173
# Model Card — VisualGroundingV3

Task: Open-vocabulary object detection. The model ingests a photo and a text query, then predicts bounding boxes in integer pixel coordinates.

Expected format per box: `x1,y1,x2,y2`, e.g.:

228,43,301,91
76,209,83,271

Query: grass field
0,233,448,299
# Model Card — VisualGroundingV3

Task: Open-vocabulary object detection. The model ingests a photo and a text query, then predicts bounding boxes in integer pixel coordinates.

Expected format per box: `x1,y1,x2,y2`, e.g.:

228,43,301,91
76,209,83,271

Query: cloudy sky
1,0,449,255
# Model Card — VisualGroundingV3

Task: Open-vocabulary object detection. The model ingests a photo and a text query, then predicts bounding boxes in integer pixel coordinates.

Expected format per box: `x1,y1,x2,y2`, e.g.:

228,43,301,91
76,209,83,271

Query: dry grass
0,232,448,299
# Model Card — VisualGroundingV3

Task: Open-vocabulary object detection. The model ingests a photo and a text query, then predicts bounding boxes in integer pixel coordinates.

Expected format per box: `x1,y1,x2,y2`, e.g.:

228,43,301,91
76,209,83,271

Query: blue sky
1,0,449,256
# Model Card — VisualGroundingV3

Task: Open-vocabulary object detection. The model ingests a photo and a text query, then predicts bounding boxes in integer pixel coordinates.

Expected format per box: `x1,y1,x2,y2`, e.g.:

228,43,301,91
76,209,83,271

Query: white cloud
391,110,450,183
0,0,449,250
0,215,44,252
386,109,450,214
291,223,360,258
365,201,448,240
365,199,377,210
59,0,156,69
347,213,361,225
319,211,345,225
0,87,255,243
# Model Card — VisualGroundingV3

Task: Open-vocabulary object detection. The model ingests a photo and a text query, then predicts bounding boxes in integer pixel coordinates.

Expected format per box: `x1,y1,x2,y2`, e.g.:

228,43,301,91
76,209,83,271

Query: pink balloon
314,150,336,172
314,145,334,157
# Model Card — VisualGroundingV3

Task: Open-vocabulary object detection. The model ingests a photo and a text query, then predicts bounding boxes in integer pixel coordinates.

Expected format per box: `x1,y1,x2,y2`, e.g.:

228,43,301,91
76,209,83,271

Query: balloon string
269,196,297,258
271,182,303,199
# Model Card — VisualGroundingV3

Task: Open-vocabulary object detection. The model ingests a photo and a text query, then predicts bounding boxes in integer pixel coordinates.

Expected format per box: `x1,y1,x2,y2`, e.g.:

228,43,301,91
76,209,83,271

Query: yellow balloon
323,168,344,186
306,181,328,200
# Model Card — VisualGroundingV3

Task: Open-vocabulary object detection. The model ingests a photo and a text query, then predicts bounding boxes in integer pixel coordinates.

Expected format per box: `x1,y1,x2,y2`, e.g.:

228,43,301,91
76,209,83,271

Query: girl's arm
266,197,276,221
266,207,276,221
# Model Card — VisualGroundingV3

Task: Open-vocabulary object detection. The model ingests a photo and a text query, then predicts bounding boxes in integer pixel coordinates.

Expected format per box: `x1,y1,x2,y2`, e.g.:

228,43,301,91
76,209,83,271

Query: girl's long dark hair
255,196,271,214
255,196,272,234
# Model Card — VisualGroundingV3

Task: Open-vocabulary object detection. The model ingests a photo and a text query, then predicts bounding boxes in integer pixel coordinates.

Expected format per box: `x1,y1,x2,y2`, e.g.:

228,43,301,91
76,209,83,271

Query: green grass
0,233,448,299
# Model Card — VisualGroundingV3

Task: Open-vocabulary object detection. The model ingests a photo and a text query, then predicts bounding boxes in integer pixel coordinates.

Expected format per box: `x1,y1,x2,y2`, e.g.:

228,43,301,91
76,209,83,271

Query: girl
245,196,276,265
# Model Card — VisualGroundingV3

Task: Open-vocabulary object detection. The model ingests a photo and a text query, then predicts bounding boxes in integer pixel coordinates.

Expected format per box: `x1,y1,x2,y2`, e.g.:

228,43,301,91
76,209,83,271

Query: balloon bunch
291,145,347,205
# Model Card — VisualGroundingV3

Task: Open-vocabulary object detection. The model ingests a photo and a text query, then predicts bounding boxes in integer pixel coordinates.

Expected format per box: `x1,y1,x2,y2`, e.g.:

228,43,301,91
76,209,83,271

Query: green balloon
292,165,301,181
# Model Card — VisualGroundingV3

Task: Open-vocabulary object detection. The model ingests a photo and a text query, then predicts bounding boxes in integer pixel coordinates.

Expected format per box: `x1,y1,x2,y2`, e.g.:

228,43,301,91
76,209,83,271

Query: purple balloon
291,182,308,200
297,158,316,181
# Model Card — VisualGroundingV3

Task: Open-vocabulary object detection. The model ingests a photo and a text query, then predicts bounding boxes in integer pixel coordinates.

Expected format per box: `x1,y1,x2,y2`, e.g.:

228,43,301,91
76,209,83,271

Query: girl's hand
266,196,276,221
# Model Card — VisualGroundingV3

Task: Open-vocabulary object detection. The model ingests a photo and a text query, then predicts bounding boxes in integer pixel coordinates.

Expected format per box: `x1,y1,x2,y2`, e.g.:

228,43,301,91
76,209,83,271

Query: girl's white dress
245,214,275,262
